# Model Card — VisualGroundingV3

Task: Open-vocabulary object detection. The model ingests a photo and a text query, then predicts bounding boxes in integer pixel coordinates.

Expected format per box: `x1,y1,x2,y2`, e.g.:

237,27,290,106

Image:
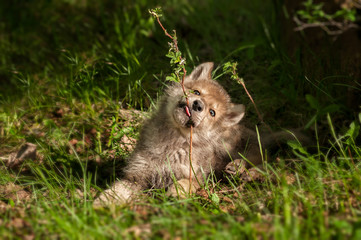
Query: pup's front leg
167,178,200,198
93,180,141,207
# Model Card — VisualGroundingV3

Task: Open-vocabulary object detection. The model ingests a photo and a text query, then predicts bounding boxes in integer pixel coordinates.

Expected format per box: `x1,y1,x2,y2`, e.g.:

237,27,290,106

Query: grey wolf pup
94,62,295,206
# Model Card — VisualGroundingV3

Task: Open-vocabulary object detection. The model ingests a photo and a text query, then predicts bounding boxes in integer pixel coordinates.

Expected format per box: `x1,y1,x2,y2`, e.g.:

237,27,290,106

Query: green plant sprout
149,7,194,194
223,61,281,148
294,0,359,35
223,62,263,124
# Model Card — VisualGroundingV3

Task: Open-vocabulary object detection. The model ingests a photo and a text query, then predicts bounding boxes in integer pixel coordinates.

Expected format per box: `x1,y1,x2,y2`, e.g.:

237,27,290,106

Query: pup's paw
224,159,246,175
167,179,197,199
93,180,140,207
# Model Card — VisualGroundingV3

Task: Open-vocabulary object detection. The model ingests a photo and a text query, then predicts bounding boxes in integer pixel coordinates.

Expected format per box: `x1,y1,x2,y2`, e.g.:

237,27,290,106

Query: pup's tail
261,128,312,152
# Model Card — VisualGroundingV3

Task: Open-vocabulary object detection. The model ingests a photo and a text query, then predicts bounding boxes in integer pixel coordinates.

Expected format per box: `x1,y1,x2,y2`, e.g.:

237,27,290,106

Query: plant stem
231,66,280,149
234,76,263,124
189,125,193,194
153,12,194,195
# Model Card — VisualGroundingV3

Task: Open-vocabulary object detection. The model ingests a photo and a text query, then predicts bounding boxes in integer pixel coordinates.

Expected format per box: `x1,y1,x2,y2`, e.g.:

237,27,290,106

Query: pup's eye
193,90,200,95
209,109,216,117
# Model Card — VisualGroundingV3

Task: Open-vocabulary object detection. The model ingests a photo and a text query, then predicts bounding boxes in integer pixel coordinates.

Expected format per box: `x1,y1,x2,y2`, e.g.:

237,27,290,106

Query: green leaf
303,0,313,8
344,121,360,145
211,193,220,205
319,104,340,115
331,219,352,236
345,9,356,21
305,94,319,110
287,140,308,155
166,52,175,59
9,199,15,207
305,114,317,129
314,3,323,11
166,73,179,83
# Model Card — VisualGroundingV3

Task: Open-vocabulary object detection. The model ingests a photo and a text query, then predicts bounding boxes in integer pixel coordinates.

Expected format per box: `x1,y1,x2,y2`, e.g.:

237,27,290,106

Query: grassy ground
1,0,361,239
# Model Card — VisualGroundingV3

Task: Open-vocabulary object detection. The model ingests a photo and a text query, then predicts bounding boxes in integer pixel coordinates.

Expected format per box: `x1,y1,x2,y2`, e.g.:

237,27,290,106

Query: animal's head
166,62,245,135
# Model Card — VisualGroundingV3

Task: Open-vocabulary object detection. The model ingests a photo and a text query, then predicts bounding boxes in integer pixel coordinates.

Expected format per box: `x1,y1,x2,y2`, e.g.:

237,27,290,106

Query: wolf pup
94,62,268,206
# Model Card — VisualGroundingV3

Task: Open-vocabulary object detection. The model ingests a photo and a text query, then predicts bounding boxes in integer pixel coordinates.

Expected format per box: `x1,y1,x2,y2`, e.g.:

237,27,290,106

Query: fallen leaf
90,128,97,135
219,204,236,213
119,109,146,121
75,189,84,199
284,172,296,185
124,223,151,238
6,143,37,168
84,135,93,145
27,123,45,137
196,188,209,199
0,200,9,213
251,222,273,234
120,135,136,152
222,196,233,204
119,109,147,128
0,183,31,204
131,204,155,220
53,108,64,118
69,139,78,146
235,216,245,222
23,234,35,240
8,218,28,229
240,167,265,183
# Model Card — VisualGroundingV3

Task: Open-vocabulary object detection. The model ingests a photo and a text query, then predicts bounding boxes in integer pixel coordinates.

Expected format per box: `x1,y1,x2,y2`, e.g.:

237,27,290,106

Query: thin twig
151,10,194,194
154,17,188,98
189,125,193,193
229,64,281,148
293,15,358,35
348,146,355,167
233,72,263,124
218,184,244,194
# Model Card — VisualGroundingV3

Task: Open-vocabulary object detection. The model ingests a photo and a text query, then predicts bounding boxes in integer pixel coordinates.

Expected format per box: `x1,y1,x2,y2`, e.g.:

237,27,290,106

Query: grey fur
93,62,299,206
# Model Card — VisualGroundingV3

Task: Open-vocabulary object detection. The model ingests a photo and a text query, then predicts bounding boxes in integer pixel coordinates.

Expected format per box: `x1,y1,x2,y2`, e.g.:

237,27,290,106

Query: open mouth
184,105,191,117
183,105,194,127
176,102,194,128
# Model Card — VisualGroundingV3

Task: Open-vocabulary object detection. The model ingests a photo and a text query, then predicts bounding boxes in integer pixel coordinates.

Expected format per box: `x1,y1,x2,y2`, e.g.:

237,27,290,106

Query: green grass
0,0,360,239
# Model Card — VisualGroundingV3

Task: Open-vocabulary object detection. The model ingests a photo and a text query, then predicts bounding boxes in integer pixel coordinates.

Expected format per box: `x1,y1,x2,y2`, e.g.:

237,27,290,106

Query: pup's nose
192,100,204,112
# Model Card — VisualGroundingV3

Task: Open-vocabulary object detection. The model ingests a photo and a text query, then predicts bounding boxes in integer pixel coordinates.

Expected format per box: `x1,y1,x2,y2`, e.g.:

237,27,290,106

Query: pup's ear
186,62,214,82
223,104,245,127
